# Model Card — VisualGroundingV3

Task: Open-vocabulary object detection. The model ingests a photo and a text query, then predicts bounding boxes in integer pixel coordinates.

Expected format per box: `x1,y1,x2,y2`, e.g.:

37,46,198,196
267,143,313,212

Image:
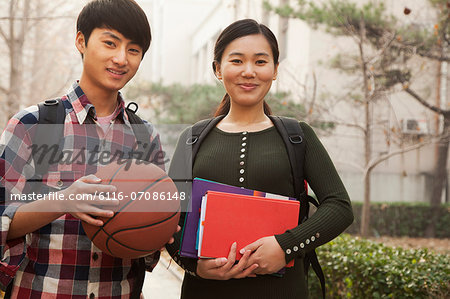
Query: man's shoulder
10,105,40,125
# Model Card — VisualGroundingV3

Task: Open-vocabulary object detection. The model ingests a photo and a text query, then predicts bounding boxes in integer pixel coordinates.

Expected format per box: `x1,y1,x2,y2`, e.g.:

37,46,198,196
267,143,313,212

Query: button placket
238,132,248,186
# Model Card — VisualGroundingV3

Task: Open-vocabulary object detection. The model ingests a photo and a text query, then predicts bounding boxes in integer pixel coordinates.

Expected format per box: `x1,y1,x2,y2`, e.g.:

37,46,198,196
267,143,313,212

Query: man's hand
59,174,119,226
196,242,259,280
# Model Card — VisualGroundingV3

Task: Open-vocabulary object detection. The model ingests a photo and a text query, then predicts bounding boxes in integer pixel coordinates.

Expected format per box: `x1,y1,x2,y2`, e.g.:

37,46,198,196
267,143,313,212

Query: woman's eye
256,60,268,65
104,41,115,47
231,59,242,64
129,48,141,54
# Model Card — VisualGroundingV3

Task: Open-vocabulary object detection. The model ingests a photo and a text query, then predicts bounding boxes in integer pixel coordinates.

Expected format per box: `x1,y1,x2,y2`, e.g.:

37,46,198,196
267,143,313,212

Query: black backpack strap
268,116,307,213
125,103,153,162
189,115,225,163
269,115,326,298
28,99,66,193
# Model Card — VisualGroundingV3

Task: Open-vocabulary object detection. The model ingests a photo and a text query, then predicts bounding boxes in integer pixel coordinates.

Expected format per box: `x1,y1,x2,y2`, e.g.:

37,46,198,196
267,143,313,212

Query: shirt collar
66,81,129,126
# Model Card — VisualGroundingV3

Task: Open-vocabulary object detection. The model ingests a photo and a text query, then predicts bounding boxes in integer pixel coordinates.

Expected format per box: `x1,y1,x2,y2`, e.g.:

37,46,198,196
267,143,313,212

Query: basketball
82,160,180,258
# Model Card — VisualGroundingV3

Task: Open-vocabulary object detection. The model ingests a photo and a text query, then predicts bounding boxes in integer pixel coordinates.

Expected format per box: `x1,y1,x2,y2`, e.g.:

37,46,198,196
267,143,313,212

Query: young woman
167,19,353,298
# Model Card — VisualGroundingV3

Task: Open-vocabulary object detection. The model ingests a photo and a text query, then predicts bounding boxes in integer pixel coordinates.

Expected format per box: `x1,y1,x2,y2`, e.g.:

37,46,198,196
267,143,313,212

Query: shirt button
286,249,292,254
240,154,245,159
241,148,245,153
56,180,64,187
239,177,244,183
240,161,245,166
240,169,245,174
89,293,95,299
293,246,298,252
242,137,247,141
242,131,248,135
242,142,247,147
92,253,98,261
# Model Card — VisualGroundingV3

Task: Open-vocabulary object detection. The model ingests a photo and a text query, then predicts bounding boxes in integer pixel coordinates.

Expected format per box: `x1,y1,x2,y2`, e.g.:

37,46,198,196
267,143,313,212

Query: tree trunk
359,16,373,237
7,0,30,119
425,116,450,237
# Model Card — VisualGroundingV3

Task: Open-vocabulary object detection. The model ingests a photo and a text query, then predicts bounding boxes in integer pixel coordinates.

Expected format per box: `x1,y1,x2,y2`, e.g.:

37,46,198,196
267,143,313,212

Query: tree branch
364,137,435,177
404,86,450,116
0,85,8,95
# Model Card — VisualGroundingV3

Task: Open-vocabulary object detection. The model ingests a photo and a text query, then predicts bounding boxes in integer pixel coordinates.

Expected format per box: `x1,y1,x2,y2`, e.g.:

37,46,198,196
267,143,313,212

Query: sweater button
286,249,292,254
300,243,305,248
242,136,247,141
293,246,298,252
239,177,244,183
240,154,245,159
240,169,244,174
311,236,315,242
306,239,310,245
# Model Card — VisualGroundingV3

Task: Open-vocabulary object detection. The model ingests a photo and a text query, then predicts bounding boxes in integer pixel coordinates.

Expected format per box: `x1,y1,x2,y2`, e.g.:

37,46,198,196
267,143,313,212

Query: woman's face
215,34,278,109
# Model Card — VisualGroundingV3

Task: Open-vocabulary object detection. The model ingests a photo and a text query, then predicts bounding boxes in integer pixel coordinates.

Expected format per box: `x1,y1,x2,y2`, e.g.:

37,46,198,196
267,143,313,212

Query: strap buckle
126,102,139,113
289,135,303,144
44,99,59,106
186,136,198,145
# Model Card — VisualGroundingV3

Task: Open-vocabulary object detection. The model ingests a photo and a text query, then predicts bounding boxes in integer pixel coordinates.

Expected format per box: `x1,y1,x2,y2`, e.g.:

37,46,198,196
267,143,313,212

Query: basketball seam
90,175,170,242
104,207,181,254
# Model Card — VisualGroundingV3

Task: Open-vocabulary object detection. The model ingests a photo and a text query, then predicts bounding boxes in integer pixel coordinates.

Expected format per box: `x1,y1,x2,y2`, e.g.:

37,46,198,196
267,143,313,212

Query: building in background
139,0,448,204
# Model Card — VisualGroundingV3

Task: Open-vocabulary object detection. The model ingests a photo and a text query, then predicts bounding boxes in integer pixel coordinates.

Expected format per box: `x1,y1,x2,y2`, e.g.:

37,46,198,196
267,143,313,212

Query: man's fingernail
239,249,245,254
219,258,227,263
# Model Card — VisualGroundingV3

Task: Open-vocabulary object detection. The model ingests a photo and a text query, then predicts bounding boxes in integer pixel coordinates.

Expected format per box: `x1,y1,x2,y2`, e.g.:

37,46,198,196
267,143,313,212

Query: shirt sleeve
0,106,40,290
274,122,354,263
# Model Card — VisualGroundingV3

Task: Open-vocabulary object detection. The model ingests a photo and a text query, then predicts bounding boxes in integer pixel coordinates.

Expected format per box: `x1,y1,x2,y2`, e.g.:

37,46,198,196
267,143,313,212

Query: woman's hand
240,236,286,275
196,242,259,280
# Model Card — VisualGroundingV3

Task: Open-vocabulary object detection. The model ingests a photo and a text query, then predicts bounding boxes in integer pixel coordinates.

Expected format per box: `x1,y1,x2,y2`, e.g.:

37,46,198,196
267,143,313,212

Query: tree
0,0,78,126
266,0,449,237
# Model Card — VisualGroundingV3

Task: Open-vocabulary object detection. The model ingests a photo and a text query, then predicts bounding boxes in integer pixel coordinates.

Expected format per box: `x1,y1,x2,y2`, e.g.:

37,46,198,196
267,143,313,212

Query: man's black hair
77,0,151,58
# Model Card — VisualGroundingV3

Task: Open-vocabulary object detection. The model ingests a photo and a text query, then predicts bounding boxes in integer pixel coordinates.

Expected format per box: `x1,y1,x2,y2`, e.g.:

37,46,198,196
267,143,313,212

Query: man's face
76,28,143,93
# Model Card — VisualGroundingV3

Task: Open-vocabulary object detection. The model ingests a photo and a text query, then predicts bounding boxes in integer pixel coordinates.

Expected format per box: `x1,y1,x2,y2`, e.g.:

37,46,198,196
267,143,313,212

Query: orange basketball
82,160,180,258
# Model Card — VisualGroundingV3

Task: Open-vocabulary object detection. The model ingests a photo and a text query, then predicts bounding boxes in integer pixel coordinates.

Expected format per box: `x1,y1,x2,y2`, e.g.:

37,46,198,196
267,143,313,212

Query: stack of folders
180,178,300,270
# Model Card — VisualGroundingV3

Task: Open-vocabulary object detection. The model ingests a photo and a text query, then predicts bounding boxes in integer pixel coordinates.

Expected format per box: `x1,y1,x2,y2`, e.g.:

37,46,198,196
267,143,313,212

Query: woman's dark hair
213,19,279,116
77,0,151,58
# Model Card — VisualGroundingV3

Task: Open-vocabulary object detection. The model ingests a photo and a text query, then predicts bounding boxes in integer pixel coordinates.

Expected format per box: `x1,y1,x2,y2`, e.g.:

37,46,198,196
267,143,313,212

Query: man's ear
75,31,86,56
213,61,222,80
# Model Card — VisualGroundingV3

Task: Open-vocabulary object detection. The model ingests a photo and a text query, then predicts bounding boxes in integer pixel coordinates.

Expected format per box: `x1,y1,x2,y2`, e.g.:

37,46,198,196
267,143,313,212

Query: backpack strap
125,102,153,162
268,115,325,298
189,115,225,163
28,99,66,193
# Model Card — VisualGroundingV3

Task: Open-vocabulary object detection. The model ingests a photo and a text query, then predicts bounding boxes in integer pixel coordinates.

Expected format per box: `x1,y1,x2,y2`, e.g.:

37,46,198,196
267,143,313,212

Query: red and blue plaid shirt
0,82,162,298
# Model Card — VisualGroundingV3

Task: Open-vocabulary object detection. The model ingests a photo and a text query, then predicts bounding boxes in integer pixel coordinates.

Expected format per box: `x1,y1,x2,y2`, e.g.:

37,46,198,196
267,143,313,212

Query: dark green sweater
166,122,353,299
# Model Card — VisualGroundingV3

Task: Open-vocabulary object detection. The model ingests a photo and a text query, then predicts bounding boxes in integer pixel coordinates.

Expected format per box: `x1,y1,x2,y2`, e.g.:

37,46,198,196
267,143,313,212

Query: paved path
142,250,183,299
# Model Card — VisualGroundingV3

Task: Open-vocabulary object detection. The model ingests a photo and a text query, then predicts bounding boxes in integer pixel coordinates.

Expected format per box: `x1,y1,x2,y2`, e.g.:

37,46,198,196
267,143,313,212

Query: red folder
198,191,299,266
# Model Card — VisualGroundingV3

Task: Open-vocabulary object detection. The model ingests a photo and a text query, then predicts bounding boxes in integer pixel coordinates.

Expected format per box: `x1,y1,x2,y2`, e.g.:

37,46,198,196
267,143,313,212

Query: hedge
346,202,450,238
308,234,450,298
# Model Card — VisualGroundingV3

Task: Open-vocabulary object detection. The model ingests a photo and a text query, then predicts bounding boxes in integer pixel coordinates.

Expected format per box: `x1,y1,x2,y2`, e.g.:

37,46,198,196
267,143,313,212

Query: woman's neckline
213,125,275,135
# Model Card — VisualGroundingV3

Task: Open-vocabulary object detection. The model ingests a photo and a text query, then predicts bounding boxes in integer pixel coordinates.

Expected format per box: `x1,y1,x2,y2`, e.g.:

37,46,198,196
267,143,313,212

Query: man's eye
256,60,267,64
104,41,115,47
129,48,141,54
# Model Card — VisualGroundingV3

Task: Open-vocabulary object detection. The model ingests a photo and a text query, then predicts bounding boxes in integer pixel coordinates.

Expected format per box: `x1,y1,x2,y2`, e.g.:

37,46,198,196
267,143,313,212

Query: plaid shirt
0,82,162,298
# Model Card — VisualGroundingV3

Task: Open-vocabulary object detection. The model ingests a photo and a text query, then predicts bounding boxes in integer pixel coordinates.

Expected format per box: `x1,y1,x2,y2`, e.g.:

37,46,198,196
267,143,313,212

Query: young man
0,0,166,297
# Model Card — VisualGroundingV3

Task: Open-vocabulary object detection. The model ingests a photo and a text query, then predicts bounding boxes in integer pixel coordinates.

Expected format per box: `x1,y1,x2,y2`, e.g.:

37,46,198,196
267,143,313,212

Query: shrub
308,234,450,298
347,202,450,238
